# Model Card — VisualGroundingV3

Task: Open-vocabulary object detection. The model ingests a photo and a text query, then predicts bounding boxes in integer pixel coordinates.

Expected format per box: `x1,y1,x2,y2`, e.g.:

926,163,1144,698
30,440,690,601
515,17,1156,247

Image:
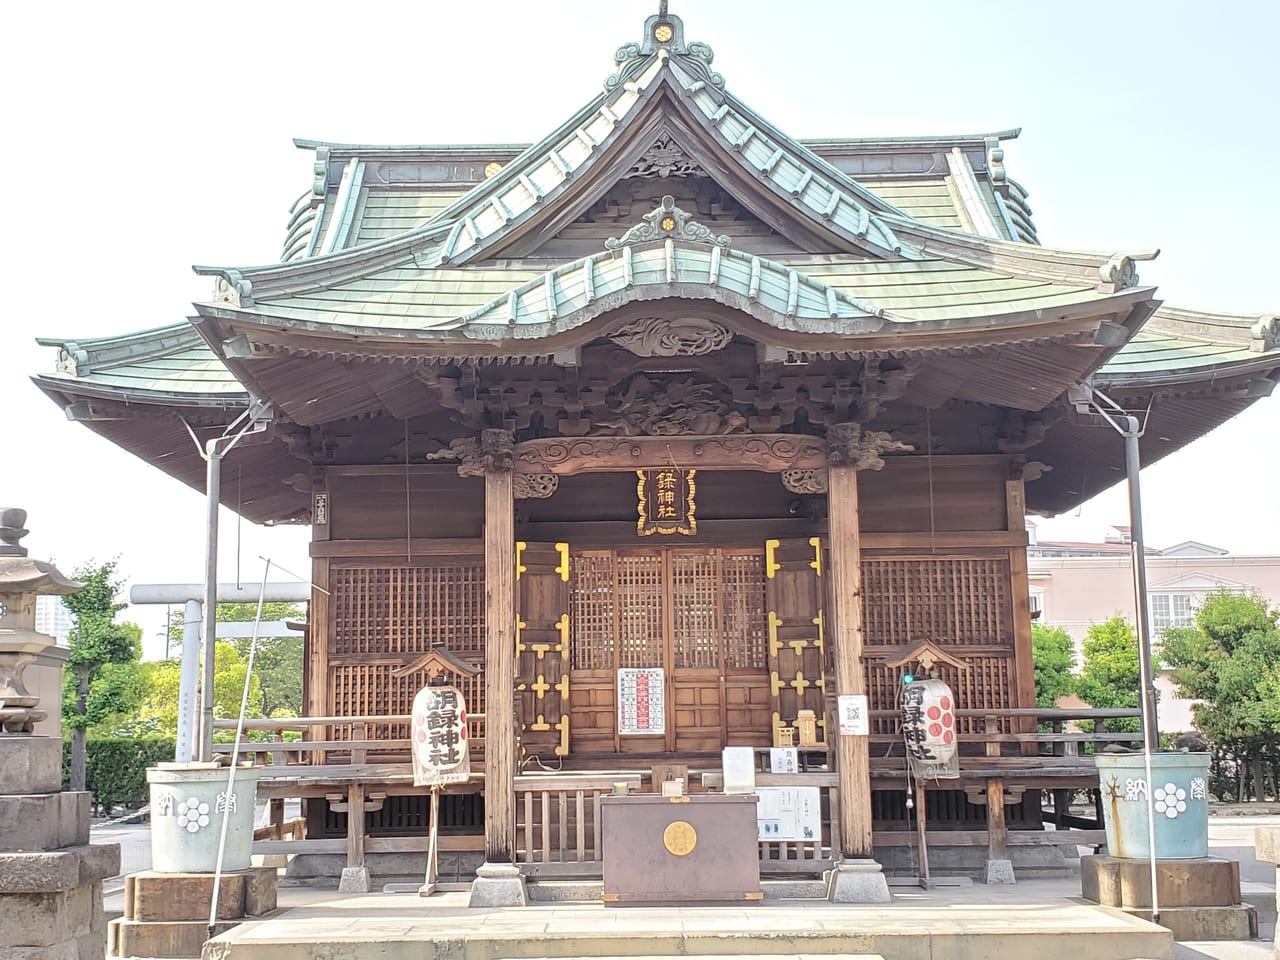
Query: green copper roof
34,325,246,400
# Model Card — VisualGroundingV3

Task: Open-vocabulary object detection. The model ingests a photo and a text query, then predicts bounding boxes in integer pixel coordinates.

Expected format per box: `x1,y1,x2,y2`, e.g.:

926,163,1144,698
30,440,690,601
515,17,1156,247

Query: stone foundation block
984,858,1015,884
124,868,276,922
0,885,93,947
128,872,246,922
242,866,277,916
0,845,118,895
1123,904,1258,941
0,737,63,796
1082,855,1242,908
0,941,80,960
826,859,892,903
468,862,527,907
0,792,89,853
76,844,120,885
338,866,371,893
109,918,238,959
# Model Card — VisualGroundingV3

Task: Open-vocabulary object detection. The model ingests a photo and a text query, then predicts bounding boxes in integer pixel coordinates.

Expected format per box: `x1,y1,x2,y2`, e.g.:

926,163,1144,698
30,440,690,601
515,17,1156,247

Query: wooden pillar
308,471,331,764
826,460,873,859
482,430,517,864
346,782,366,871
986,779,1008,861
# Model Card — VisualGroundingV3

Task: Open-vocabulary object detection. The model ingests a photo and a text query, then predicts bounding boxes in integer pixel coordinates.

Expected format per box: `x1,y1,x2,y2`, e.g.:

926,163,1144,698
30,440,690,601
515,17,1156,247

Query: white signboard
722,746,757,795
756,786,822,842
837,694,870,736
770,747,799,774
617,667,665,735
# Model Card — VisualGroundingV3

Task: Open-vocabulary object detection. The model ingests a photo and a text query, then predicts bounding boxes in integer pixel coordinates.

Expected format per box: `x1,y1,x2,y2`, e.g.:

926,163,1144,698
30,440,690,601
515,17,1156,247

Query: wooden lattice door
567,547,771,754
515,542,570,759
764,537,827,747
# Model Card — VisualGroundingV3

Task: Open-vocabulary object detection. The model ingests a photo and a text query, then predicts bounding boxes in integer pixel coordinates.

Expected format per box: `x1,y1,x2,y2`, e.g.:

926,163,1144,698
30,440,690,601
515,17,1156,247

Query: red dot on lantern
414,714,425,727
926,706,941,720
460,728,467,740
940,697,952,710
928,723,942,737
943,730,954,744
941,713,953,728
415,730,427,743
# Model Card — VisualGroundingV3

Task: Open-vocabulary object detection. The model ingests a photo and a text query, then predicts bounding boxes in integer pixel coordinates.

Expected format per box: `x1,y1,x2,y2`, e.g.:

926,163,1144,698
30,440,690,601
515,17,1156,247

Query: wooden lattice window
328,562,486,727
331,563,485,656
860,557,1012,648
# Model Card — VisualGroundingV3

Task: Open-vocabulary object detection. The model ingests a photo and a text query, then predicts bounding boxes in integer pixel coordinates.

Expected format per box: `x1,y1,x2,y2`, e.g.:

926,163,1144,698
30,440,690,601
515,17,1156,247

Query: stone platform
1082,855,1258,941
202,879,1174,960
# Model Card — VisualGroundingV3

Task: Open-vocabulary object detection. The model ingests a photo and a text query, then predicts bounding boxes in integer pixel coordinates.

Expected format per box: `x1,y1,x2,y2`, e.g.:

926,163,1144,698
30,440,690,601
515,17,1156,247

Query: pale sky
3,1,1276,658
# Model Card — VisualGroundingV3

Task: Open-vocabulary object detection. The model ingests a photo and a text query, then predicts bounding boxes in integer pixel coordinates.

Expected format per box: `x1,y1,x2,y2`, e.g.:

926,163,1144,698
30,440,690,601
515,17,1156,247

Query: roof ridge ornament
605,196,730,250
604,9,724,93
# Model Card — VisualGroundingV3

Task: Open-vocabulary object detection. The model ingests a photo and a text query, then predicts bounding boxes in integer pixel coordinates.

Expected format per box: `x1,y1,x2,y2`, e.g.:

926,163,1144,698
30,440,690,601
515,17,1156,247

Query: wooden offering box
600,794,761,905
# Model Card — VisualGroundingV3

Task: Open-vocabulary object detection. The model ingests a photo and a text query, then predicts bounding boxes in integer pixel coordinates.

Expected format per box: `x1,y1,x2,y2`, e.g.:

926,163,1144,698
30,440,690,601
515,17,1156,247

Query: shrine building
32,8,1279,890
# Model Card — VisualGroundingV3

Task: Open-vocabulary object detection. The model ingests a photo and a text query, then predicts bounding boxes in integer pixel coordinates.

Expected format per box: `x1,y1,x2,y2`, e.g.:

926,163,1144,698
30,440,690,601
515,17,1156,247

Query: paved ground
96,811,1279,960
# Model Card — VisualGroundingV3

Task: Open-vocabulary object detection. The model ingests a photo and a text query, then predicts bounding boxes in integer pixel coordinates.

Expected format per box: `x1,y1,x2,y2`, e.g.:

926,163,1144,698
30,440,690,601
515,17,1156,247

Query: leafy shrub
63,737,176,813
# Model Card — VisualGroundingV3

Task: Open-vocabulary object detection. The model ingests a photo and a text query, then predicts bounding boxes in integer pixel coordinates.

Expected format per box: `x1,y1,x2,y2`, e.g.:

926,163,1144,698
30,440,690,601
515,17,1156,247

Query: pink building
1028,524,1280,732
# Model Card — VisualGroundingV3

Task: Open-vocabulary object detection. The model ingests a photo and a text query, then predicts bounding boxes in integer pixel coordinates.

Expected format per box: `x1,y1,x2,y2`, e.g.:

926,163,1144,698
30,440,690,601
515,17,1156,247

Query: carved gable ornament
625,133,706,180
608,316,732,358
605,195,730,249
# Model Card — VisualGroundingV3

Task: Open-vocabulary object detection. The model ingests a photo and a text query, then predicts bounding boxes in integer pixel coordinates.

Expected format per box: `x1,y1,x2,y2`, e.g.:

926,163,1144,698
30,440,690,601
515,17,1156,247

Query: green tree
136,641,262,738
61,561,144,790
1031,623,1077,709
1162,592,1280,800
1075,616,1142,733
166,601,304,718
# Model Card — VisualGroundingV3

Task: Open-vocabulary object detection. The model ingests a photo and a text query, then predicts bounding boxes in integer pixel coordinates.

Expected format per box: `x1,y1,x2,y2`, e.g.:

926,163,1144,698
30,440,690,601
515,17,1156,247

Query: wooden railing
211,706,1140,879
514,774,641,877
211,713,486,766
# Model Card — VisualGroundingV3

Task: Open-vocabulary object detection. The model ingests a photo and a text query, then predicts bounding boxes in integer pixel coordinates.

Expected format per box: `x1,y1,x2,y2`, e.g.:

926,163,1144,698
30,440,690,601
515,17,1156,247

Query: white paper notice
617,667,665,735
770,747,798,774
756,786,822,841
837,694,870,736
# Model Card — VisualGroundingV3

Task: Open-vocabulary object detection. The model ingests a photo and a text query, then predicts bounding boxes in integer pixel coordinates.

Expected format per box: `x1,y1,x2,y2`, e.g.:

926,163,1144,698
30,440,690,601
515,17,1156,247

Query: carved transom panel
607,317,732,358
594,373,748,437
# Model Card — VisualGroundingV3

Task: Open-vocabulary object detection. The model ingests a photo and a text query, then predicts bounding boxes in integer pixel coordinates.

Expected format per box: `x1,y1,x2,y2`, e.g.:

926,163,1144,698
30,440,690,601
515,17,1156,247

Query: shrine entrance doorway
566,546,774,756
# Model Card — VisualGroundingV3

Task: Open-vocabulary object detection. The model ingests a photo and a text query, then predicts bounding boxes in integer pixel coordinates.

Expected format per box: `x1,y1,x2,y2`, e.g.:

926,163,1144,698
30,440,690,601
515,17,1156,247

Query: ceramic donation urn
1095,751,1210,859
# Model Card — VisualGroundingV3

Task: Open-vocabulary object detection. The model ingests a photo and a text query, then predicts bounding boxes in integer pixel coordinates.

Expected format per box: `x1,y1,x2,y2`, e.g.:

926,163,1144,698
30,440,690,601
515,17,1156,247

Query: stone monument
0,508,120,960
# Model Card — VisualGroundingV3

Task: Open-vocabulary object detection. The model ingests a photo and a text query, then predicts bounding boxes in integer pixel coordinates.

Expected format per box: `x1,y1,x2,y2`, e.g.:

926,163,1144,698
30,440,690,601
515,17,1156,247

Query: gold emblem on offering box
663,820,697,856
636,468,696,536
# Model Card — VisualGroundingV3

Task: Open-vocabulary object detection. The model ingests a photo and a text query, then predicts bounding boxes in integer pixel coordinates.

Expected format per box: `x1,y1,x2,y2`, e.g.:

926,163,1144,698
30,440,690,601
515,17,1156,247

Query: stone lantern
0,508,120,960
0,507,82,734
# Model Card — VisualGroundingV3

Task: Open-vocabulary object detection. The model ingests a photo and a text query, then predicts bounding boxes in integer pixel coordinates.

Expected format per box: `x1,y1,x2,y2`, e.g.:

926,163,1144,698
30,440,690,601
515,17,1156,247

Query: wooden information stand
600,794,762,905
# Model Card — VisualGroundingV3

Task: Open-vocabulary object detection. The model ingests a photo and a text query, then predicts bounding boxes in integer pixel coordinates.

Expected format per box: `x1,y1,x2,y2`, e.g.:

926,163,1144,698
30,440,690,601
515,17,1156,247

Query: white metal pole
1122,416,1162,924
198,441,222,763
210,560,271,932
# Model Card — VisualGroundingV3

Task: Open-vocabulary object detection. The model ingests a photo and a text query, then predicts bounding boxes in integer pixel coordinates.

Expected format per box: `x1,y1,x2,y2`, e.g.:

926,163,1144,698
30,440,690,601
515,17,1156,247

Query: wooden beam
483,444,518,864
1007,477,1038,747
309,538,484,559
513,434,826,476
826,463,873,859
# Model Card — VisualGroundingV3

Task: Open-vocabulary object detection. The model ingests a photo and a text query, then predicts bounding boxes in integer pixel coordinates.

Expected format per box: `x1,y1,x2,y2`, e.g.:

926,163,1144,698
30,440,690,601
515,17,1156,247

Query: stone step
199,889,1175,960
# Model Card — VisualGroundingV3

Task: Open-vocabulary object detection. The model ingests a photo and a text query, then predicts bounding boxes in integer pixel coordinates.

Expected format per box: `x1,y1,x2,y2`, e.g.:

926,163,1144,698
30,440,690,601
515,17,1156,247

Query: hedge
63,737,176,812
